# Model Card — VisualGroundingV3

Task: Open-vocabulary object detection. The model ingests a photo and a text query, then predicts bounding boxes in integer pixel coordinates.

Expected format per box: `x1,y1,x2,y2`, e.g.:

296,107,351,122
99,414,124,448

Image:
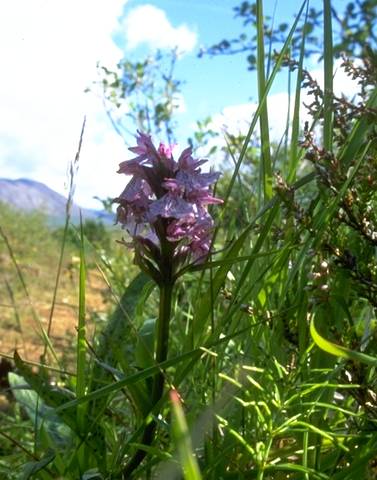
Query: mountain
0,178,114,225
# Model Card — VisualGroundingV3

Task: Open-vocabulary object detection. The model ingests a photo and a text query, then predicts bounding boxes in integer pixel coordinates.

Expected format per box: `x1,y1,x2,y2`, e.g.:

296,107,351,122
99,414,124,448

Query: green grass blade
76,213,88,470
331,434,377,479
170,389,202,480
21,450,56,480
55,325,252,413
256,0,272,202
76,214,87,405
288,1,309,182
0,225,59,365
194,171,315,341
221,0,308,210
43,117,86,363
193,197,277,343
323,0,333,151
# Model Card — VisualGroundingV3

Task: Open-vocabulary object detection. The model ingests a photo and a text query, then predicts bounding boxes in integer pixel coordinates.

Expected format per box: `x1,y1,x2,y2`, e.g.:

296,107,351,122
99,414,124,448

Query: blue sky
0,0,351,208
115,0,316,135
116,0,345,119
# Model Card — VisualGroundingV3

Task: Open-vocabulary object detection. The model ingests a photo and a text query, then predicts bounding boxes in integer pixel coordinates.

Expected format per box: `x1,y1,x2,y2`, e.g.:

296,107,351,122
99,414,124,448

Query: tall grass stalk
43,117,86,362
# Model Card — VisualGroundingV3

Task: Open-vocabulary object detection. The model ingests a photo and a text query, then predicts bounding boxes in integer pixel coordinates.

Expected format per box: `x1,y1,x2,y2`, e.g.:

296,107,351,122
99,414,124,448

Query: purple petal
118,159,146,175
176,170,221,192
186,189,223,205
166,215,196,241
149,194,194,220
127,130,160,166
178,147,207,171
190,238,211,263
129,130,154,155
162,177,184,195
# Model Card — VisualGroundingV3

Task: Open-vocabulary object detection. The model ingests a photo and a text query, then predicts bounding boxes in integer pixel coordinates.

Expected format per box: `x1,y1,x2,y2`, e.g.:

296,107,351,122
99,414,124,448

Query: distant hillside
0,178,114,225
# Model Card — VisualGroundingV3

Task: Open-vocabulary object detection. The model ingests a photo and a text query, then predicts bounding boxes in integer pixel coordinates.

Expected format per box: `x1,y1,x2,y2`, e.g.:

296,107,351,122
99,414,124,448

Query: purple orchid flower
115,131,222,276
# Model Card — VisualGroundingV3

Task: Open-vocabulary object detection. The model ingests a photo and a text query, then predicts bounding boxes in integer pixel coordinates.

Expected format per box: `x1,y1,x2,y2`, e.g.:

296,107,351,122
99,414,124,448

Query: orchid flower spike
115,131,222,283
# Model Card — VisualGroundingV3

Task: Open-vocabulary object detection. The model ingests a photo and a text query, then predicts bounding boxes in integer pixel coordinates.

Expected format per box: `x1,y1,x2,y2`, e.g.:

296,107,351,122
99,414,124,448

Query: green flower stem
153,281,173,402
122,279,174,478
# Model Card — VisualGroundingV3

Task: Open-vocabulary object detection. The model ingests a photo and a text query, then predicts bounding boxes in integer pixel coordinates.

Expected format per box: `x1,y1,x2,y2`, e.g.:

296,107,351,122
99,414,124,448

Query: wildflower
115,131,222,279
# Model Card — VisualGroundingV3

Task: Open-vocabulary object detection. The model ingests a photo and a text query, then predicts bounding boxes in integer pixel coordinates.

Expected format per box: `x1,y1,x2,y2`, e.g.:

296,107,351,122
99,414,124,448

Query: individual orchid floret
115,131,222,280
149,193,195,221
158,142,176,159
177,147,206,171
118,131,160,175
128,130,158,163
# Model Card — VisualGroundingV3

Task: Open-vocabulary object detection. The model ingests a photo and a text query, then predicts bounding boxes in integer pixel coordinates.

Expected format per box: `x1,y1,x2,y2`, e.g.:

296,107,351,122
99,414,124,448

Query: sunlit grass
1,1,377,479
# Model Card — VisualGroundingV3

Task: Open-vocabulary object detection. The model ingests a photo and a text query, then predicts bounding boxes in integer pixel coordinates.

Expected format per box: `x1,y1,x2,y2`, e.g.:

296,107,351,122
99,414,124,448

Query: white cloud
209,92,290,146
123,5,197,54
0,0,128,209
0,5,362,213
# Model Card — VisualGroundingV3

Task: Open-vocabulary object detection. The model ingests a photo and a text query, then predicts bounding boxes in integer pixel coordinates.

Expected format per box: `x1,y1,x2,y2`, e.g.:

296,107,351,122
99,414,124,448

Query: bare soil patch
0,269,109,365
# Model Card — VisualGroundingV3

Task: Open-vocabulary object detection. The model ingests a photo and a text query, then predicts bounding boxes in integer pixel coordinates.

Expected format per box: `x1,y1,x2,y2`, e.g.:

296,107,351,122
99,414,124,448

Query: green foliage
170,389,202,480
2,2,377,479
54,219,111,251
0,203,74,334
200,1,377,69
96,49,182,143
0,202,55,263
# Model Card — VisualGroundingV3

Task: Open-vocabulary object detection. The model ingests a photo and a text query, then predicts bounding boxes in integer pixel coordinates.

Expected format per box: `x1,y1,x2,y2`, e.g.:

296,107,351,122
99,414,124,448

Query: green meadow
1,1,377,478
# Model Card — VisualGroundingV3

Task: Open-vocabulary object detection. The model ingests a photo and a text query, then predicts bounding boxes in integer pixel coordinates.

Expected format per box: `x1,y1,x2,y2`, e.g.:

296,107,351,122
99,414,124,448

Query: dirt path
0,269,109,365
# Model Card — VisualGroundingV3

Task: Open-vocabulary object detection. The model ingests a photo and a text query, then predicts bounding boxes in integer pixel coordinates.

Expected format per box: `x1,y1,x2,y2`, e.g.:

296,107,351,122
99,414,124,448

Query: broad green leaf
82,469,104,479
310,317,377,366
95,272,151,363
91,272,152,416
21,450,55,480
135,318,156,369
14,352,76,413
8,372,71,448
13,353,106,467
